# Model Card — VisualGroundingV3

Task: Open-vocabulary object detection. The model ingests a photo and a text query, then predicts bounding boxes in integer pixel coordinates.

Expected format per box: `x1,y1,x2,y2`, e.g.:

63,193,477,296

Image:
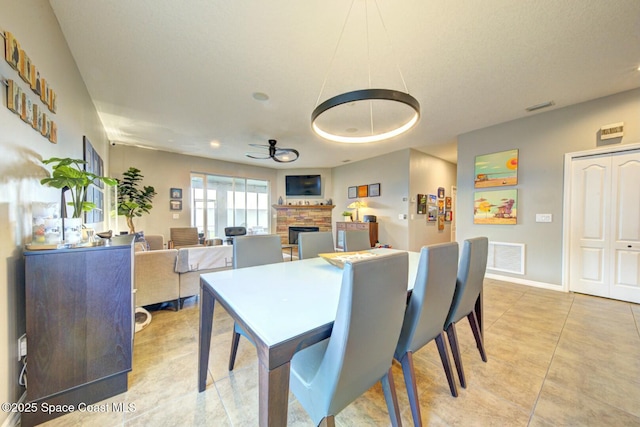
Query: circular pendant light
311,0,420,144
311,88,420,144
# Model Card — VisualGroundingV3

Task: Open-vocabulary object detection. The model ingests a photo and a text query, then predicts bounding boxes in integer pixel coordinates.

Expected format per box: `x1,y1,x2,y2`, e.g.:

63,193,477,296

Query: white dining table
197,248,482,426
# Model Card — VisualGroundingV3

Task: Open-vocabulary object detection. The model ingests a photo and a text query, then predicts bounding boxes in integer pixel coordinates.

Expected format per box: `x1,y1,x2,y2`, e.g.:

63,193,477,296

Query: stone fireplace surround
273,204,335,245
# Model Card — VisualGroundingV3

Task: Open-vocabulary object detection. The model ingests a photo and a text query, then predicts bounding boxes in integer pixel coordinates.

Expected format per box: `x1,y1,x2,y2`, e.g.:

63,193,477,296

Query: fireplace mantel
272,204,335,210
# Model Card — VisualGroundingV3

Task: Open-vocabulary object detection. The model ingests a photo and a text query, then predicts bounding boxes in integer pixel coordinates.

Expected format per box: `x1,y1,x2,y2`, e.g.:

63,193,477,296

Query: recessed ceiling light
252,92,269,101
342,159,351,163
210,140,220,148
345,128,358,133
526,101,555,112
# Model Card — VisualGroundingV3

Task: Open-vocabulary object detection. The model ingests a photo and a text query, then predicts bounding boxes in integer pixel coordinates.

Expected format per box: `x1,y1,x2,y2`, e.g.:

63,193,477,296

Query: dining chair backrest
343,229,371,251
297,231,335,259
395,242,459,356
445,237,488,326
232,234,283,269
289,251,408,424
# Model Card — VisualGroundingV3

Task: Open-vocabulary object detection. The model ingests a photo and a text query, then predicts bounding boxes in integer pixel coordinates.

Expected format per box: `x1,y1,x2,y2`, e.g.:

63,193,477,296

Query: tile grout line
526,292,575,426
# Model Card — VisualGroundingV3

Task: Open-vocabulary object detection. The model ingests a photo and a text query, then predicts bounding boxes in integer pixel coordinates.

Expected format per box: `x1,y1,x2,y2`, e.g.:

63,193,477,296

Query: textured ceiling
49,0,640,168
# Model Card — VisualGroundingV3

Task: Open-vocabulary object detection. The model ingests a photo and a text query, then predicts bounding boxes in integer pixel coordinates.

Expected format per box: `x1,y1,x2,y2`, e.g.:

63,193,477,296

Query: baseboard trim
0,392,25,427
485,273,564,291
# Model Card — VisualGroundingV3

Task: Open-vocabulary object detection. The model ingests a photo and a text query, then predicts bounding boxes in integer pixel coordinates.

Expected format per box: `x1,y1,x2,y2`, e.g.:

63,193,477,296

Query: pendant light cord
314,0,357,108
372,0,410,93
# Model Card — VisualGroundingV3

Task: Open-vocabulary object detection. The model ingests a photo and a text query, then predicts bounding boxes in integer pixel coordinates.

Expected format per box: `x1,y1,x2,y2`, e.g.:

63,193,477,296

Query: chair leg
381,367,402,427
435,333,458,397
228,328,241,371
467,311,487,362
319,416,337,427
446,323,466,388
399,352,422,426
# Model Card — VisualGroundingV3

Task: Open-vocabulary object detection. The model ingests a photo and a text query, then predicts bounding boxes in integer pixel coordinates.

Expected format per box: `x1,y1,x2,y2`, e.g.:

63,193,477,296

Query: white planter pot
64,217,83,244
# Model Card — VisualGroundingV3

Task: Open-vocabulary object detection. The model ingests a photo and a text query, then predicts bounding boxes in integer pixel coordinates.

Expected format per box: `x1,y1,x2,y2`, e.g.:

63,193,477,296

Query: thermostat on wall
601,122,624,139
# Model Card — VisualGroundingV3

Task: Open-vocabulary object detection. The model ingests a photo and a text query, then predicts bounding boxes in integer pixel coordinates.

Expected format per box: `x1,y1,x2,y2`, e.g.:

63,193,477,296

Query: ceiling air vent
525,101,555,112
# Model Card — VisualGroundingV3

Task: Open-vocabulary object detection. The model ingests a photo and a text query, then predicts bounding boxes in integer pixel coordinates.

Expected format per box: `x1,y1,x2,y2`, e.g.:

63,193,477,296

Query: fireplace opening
289,226,320,244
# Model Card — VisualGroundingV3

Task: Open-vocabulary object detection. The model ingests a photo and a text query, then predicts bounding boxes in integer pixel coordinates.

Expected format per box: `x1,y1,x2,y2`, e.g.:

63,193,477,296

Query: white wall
0,1,109,422
408,149,457,251
457,88,640,287
110,145,280,238
331,149,457,250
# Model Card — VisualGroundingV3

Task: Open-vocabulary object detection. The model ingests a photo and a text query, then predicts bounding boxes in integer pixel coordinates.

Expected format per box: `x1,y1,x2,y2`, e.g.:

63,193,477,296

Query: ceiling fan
245,139,299,163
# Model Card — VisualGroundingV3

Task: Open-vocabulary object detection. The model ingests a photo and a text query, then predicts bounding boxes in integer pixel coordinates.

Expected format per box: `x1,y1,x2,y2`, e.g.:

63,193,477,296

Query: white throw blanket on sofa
175,245,233,273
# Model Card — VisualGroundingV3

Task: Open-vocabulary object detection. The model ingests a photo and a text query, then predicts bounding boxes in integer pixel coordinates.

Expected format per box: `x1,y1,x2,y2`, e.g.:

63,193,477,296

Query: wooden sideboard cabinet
22,235,135,426
335,221,379,250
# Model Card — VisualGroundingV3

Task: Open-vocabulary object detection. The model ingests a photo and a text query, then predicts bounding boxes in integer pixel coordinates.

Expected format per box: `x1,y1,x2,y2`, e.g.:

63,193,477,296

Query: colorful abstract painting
474,189,517,225
474,149,518,188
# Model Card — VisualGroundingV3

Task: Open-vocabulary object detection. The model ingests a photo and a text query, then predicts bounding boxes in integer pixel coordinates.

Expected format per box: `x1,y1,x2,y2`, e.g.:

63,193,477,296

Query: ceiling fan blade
245,152,272,159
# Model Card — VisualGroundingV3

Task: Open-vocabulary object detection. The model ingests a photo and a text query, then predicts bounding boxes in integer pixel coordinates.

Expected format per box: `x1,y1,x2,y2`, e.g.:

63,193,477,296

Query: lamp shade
348,201,367,209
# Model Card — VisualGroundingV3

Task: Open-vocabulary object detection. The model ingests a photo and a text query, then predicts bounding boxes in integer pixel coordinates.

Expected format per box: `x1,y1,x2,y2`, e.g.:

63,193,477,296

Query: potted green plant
41,157,117,217
40,157,117,242
117,167,156,234
341,211,353,221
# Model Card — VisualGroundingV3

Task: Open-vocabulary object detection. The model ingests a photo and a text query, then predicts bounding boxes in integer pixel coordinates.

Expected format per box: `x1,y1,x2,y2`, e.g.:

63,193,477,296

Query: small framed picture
445,211,453,222
170,188,182,199
357,185,368,198
348,186,357,199
170,200,182,211
438,187,445,199
445,196,452,210
369,183,380,197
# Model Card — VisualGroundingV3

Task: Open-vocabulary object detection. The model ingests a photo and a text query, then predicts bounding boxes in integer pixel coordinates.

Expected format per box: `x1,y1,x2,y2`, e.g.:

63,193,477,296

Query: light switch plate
536,213,552,223
173,213,180,219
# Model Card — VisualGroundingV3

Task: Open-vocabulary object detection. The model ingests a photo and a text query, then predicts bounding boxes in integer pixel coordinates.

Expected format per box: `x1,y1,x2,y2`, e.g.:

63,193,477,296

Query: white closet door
569,149,640,303
569,155,611,298
609,151,640,303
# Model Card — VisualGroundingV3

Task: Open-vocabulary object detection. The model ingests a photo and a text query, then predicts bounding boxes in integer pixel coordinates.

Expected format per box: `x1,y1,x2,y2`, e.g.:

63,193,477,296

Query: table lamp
347,200,367,222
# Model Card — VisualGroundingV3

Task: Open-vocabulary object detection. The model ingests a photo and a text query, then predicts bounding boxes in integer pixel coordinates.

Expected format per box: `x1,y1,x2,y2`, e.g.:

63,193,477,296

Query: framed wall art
368,183,380,197
417,194,427,214
348,186,357,199
170,188,182,199
357,185,368,198
438,187,445,198
170,200,182,211
427,205,437,222
474,189,517,225
474,149,518,188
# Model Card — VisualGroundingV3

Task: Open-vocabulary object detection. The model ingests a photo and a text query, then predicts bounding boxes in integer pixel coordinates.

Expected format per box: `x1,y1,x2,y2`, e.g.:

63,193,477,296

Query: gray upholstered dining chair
343,229,371,251
394,242,459,427
228,234,284,370
297,231,335,259
444,237,489,389
289,251,409,427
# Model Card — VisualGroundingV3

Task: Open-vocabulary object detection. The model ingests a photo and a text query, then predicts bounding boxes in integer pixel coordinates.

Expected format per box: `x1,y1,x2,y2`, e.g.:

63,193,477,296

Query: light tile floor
41,279,640,426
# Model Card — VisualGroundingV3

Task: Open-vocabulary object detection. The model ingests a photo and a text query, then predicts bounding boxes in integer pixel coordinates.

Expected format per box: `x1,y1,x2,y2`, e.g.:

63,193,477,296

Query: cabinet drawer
355,223,369,230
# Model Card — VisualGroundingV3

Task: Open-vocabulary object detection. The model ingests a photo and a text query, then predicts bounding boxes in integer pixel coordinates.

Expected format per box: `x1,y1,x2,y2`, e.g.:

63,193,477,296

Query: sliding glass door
191,174,269,239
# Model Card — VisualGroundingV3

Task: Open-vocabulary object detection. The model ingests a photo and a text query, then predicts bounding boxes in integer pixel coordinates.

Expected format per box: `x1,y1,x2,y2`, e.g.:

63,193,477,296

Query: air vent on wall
487,241,525,275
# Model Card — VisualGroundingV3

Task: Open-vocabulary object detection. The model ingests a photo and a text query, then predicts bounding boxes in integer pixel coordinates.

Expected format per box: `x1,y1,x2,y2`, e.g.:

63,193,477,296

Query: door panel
610,151,640,303
569,156,610,297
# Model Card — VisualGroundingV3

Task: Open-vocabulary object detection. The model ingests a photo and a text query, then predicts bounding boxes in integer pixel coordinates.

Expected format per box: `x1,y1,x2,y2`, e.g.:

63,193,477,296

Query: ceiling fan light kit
311,0,420,144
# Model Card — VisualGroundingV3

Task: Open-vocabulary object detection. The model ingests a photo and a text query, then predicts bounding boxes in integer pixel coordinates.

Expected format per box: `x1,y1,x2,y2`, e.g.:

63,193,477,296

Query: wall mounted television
285,175,322,196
